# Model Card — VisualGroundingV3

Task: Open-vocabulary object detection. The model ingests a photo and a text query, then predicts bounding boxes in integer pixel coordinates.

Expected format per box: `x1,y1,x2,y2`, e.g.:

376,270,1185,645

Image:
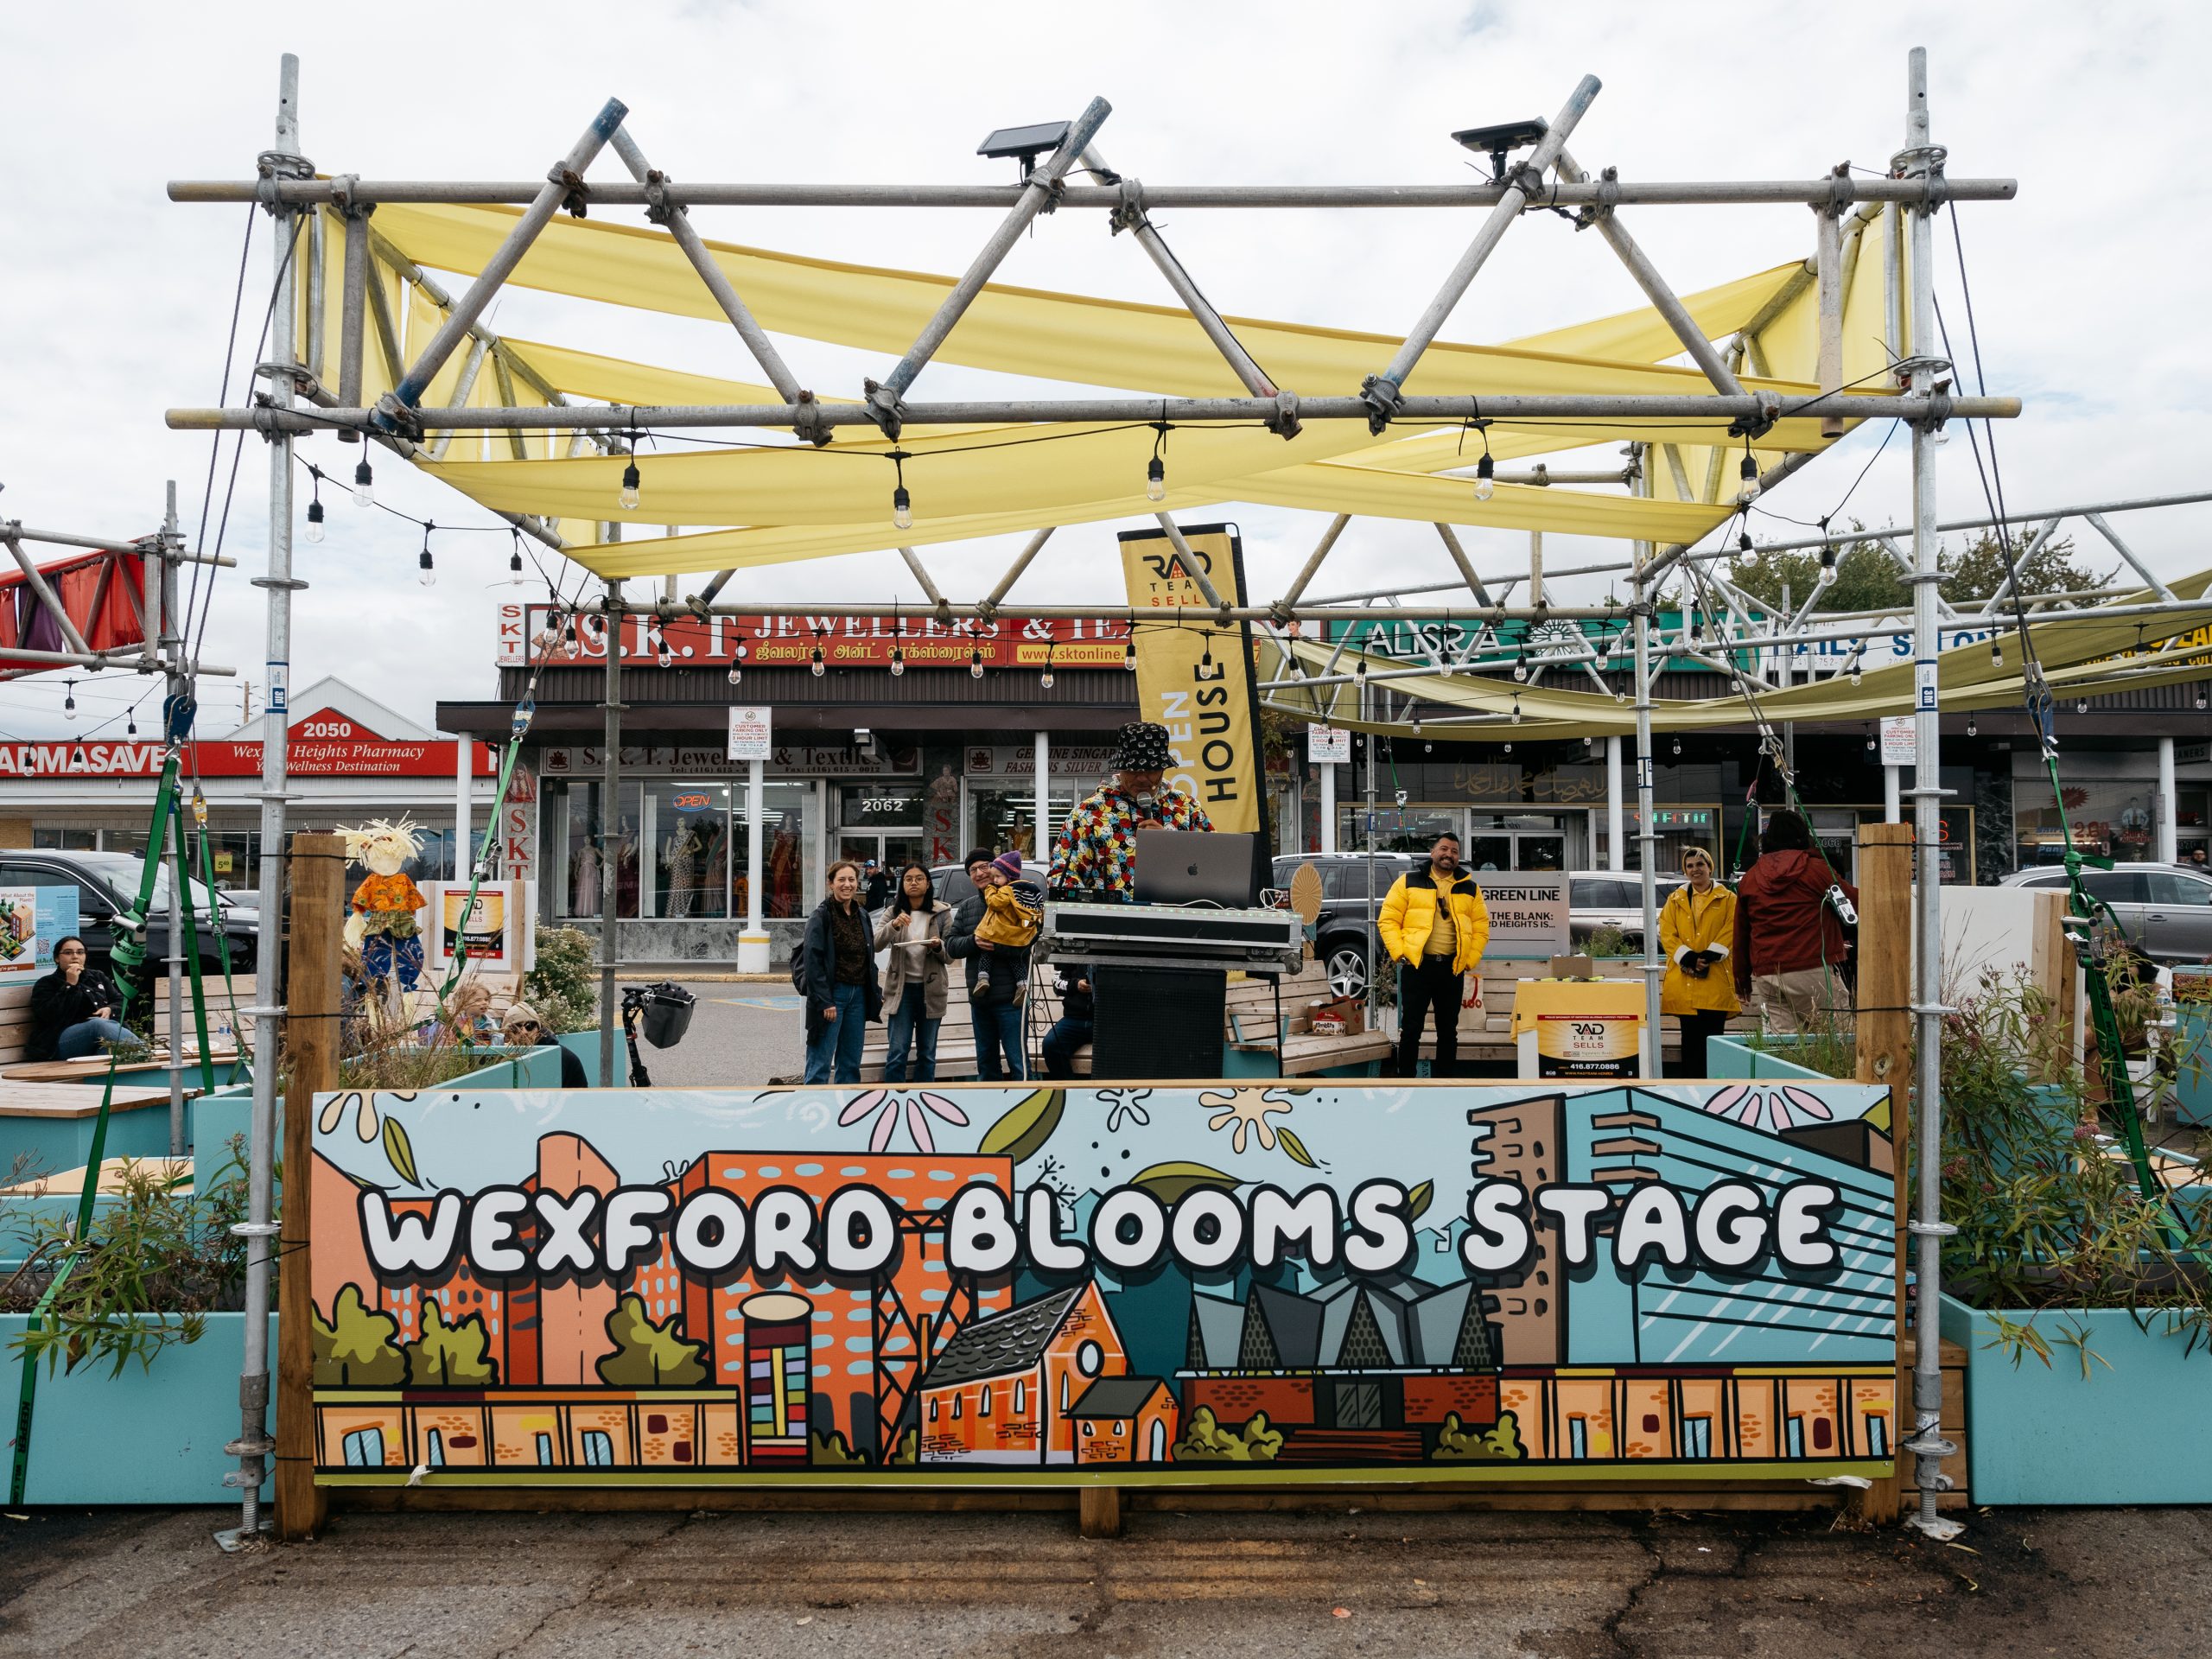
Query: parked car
1567,869,1687,954
2000,862,2212,963
1268,852,1420,999
0,849,258,977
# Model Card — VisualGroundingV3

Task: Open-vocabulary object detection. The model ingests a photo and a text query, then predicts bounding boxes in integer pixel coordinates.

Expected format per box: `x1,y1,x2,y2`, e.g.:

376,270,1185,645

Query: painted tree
596,1294,709,1387
311,1286,406,1386
405,1298,497,1386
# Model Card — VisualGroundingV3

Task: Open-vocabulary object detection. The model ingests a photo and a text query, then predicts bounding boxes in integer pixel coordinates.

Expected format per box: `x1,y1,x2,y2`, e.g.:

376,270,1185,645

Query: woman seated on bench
30,936,129,1062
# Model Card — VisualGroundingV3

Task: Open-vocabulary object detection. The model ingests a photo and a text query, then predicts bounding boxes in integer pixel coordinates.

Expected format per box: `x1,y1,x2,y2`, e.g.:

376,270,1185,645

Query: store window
653,783,730,919
1592,807,1722,874
555,779,643,918
752,780,817,919
33,828,97,851
2013,779,2154,873
968,787,1074,862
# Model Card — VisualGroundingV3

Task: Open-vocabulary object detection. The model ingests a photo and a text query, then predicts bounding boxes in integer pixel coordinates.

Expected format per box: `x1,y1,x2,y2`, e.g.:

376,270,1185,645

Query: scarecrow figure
342,817,429,993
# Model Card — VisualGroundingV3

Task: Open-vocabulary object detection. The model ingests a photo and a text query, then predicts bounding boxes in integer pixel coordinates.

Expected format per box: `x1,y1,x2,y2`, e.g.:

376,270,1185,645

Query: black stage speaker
1090,966,1227,1080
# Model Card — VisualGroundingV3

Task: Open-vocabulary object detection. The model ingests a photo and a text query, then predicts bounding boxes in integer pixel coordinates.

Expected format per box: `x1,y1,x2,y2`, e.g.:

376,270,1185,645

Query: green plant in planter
2,1139,256,1376
1584,924,1634,960
1937,965,2211,1372
524,925,599,1036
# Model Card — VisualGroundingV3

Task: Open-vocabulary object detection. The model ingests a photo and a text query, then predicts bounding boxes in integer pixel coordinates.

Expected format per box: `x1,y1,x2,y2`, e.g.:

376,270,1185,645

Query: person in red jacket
1732,808,1859,1034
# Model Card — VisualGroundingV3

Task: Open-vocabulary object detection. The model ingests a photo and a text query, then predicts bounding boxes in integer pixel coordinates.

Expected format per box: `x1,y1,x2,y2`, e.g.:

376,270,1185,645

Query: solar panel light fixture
1452,117,1550,181
978,120,1073,177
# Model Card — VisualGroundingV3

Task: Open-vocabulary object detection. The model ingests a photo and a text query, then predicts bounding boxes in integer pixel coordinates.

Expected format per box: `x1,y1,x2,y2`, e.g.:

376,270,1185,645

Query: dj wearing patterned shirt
1048,721,1214,902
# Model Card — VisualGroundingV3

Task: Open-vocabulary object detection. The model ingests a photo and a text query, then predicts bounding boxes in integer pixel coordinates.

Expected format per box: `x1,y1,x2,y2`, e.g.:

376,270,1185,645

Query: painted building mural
308,1080,1897,1484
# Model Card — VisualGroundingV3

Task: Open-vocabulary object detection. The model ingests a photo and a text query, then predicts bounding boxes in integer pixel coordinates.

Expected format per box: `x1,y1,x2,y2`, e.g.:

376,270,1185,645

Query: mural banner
309,1080,1897,1487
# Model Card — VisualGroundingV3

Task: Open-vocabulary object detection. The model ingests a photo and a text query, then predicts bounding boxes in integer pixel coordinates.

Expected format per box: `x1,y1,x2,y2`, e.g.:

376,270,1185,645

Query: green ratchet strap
10,748,183,1504
168,801,216,1096
432,709,533,1009
188,789,251,1076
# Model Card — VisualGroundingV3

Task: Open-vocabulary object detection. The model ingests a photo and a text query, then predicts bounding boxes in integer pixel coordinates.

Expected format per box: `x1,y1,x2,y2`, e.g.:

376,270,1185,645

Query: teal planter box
1,1312,274,1503
0,1097,177,1175
2176,1004,2212,1127
558,1029,603,1084
1940,1291,2212,1504
1707,1033,1831,1083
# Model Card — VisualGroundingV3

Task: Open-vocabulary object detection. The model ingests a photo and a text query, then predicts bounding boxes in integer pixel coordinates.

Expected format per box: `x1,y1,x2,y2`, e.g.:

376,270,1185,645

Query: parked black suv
0,849,258,977
1269,852,1419,1000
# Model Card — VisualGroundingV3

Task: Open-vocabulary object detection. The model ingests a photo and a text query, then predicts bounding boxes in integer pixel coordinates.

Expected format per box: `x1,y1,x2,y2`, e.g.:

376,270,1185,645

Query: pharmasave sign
0,731,493,779
308,1079,1897,1488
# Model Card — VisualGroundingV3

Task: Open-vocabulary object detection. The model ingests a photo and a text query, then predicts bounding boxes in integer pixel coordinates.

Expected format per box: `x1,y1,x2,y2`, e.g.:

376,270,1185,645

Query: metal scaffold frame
178,46,2209,1545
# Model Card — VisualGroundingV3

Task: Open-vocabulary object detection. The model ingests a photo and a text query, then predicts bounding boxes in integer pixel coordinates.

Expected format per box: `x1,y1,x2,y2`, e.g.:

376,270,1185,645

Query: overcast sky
2,1,2206,741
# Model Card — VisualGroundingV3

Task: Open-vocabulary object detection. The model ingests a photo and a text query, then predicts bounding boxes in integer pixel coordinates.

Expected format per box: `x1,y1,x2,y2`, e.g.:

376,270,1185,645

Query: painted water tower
740,1291,814,1464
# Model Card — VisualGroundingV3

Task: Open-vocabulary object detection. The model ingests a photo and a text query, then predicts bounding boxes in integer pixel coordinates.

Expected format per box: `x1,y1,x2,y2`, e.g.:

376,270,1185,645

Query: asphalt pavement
619,980,807,1088
0,1502,2198,1657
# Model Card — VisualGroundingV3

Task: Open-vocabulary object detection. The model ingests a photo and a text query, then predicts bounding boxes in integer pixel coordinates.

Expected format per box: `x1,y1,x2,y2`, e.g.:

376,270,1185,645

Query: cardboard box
1548,954,1597,980
1299,995,1365,1037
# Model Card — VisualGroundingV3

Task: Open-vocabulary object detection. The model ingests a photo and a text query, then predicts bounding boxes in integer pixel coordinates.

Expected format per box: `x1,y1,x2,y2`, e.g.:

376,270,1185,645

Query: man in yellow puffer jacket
1377,833,1491,1078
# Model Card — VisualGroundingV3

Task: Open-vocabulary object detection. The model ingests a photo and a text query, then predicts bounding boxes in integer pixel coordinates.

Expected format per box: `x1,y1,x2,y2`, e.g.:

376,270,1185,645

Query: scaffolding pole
221,50,306,1555
1900,46,1961,1543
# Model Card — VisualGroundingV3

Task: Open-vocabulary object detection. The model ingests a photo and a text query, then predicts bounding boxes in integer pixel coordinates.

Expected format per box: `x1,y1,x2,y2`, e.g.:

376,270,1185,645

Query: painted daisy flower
837,1089,970,1154
1700,1083,1834,1135
1198,1086,1298,1154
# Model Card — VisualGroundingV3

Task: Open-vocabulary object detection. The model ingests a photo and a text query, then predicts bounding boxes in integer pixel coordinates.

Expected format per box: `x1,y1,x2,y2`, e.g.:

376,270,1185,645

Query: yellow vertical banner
1116,524,1267,837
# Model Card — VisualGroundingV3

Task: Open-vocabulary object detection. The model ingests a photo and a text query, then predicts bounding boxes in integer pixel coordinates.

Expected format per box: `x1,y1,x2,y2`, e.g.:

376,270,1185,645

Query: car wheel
1322,940,1370,1001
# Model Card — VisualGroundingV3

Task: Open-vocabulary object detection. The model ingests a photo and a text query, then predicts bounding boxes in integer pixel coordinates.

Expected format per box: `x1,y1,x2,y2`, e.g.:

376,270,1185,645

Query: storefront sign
726,706,773,762
0,887,77,977
1878,715,1916,767
963,743,1119,782
498,603,1132,671
1476,874,1571,960
0,723,494,780
308,1080,1897,1488
1307,724,1351,765
1118,524,1266,836
539,745,917,779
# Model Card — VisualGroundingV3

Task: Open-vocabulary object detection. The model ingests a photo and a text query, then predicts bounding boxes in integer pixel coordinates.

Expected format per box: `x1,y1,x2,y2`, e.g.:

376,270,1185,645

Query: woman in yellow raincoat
1660,846,1738,1077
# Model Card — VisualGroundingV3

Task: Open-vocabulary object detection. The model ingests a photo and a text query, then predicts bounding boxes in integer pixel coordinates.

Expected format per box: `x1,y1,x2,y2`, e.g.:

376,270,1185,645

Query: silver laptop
1134,830,1256,906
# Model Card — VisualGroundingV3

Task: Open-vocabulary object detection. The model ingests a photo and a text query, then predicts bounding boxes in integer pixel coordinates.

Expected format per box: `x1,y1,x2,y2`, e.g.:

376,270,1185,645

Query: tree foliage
312,1285,407,1387
1172,1405,1284,1462
405,1297,496,1386
1433,1408,1526,1461
596,1294,709,1387
1725,529,2111,616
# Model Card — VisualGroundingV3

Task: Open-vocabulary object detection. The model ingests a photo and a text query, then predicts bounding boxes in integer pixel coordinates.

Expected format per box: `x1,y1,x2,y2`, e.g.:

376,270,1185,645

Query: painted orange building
316,1389,746,1473
1071,1377,1179,1465
311,1136,1020,1466
915,1283,1127,1466
1499,1367,1897,1463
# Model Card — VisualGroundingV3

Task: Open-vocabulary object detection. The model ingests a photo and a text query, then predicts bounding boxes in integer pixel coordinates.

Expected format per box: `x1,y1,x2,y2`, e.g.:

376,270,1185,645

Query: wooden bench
1388,960,1758,1071
0,975,261,1070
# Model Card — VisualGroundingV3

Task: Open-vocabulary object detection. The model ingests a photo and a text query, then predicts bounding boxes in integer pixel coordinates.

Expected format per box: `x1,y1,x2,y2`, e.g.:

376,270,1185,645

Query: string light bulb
1990,638,2004,669
1510,694,1522,724
655,631,675,670
1738,442,1761,499
417,521,436,587
889,449,912,531
63,680,76,720
1200,634,1214,673
2075,697,2088,715
1511,652,1529,683
969,649,984,680
1040,645,1056,690
1737,531,1758,569
509,530,524,575
126,708,137,736
1123,639,1137,671
1473,451,1496,502
889,645,906,678
303,467,326,543
1671,736,1681,756
1967,715,1978,737
1145,454,1166,503
619,458,641,511
353,457,375,509
726,662,743,686
810,645,826,678
1866,728,1877,751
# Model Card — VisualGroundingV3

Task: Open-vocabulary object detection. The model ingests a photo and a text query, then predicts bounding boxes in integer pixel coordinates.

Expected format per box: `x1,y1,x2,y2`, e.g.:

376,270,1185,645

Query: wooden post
276,832,344,1541
1851,823,1911,1525
1077,1484,1123,1539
